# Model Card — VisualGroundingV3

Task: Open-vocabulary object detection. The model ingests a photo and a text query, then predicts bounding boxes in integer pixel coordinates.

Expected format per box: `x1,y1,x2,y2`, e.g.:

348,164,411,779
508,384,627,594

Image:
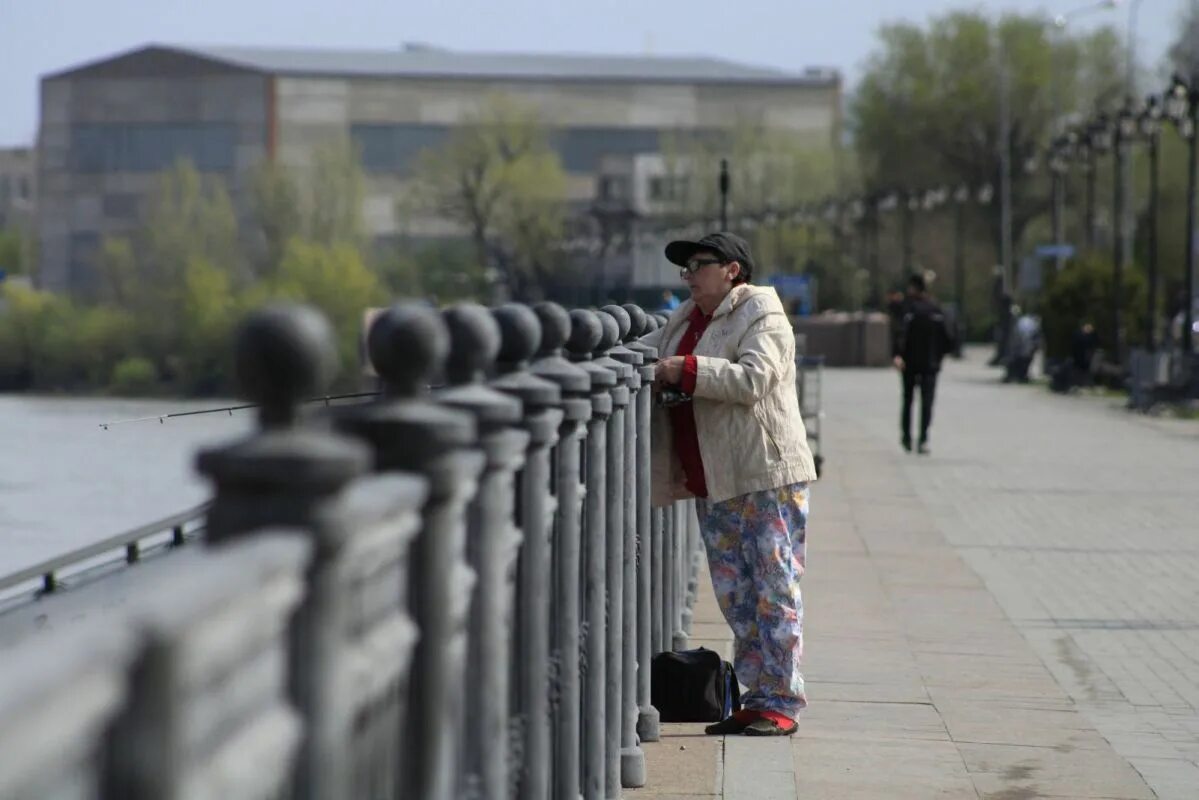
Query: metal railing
0,503,209,608
0,300,706,800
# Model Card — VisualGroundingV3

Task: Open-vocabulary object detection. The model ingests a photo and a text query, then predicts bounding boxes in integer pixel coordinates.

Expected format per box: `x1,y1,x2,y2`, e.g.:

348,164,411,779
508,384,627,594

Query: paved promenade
631,349,1198,799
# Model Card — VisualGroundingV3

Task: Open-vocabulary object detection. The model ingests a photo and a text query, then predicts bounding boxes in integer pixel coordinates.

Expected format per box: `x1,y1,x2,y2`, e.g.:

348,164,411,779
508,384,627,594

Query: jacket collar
667,284,757,341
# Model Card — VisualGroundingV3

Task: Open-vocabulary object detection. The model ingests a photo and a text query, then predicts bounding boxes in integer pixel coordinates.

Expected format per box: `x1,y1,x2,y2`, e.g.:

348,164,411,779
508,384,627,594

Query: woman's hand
655,356,686,386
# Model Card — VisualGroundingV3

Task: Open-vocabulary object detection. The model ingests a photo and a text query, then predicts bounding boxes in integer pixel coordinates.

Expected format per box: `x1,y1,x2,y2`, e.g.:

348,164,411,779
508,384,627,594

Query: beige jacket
641,284,818,506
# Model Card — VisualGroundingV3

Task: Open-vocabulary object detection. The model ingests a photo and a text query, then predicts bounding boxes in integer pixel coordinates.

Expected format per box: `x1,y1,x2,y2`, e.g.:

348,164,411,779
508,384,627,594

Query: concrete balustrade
0,299,710,800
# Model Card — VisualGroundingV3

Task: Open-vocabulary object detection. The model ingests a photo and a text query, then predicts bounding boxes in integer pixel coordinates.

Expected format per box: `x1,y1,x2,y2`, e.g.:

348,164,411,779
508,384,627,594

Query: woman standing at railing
641,232,818,737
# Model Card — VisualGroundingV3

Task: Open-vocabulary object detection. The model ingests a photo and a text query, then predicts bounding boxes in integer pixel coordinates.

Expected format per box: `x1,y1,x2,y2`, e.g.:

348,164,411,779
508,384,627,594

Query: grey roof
169,44,837,85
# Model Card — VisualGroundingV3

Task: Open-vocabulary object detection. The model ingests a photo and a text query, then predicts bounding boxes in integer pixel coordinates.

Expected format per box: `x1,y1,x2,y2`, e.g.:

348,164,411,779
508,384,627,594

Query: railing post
565,310,616,800
591,310,636,798
433,304,529,800
600,305,649,788
682,501,700,636
490,304,565,800
620,304,661,745
529,302,593,800
662,506,675,653
331,303,482,800
672,502,689,652
102,534,310,800
0,627,134,799
196,304,374,800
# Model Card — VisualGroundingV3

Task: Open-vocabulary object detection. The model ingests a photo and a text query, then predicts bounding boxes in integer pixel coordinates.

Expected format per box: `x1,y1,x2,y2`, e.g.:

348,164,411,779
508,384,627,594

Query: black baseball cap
665,232,755,279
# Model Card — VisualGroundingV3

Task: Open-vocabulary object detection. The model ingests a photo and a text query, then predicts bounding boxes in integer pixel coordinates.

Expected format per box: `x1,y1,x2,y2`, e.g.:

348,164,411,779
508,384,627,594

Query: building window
599,175,631,201
102,193,139,220
649,175,689,203
70,124,236,173
350,124,451,174
350,123,667,176
551,128,662,172
68,231,102,297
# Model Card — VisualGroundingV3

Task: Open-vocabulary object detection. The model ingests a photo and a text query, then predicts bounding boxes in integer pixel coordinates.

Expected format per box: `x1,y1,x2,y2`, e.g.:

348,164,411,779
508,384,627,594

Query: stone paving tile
824,348,1199,799
957,741,1156,799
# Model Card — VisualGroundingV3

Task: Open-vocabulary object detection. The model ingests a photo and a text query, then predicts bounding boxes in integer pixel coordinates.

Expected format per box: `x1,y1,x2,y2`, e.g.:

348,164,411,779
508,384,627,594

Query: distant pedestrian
1004,310,1041,383
893,273,955,454
660,289,681,311
642,232,818,736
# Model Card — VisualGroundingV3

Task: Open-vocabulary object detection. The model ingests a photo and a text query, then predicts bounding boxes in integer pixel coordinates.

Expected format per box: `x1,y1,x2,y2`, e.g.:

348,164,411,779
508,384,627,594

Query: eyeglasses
680,257,726,277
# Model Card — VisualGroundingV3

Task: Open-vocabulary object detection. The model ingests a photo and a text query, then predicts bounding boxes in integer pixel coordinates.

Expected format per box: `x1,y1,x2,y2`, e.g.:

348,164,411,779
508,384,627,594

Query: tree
249,138,368,276
249,160,304,275
412,94,569,300
265,239,386,385
1169,0,1199,77
850,11,1124,267
377,238,490,304
95,161,241,381
305,137,367,248
0,228,25,275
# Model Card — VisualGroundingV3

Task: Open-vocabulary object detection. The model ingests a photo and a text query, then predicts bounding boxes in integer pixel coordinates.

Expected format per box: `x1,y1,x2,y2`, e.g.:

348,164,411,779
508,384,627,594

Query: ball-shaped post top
236,303,338,427
621,304,648,339
595,311,620,354
492,303,542,369
443,303,501,385
566,309,602,359
533,302,571,356
643,315,660,333
600,305,631,341
368,303,449,397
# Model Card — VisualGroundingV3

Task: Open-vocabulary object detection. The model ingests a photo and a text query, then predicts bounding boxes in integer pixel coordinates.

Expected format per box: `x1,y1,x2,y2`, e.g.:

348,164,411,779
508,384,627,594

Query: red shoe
742,711,798,736
704,709,760,735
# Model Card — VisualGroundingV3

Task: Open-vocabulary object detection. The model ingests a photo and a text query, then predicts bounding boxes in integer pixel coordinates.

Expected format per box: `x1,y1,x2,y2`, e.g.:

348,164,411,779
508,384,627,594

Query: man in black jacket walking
893,274,955,454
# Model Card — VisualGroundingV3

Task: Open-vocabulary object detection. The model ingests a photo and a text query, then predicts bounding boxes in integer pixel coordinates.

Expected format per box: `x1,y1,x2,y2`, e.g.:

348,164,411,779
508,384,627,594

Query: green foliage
305,138,366,248
1041,255,1146,359
378,238,490,303
1,148,386,395
109,357,159,396
850,10,1124,267
411,93,569,299
249,160,304,275
1169,0,1199,76
0,283,138,391
0,228,26,275
265,239,386,384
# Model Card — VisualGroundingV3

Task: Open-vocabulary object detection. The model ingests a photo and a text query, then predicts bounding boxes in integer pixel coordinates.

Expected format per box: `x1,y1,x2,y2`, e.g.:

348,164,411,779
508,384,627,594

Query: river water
0,395,253,574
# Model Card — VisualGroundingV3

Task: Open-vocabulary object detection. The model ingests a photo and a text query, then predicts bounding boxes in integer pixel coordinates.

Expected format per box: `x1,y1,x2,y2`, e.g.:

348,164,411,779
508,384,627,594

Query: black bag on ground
650,647,741,722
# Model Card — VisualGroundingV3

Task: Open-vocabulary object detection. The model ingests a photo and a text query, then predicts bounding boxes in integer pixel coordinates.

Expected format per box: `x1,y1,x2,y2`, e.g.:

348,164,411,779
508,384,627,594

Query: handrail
0,502,210,599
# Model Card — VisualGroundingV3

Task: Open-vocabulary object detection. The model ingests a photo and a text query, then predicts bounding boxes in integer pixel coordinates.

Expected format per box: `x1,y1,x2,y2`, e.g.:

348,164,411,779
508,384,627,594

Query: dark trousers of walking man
900,370,937,452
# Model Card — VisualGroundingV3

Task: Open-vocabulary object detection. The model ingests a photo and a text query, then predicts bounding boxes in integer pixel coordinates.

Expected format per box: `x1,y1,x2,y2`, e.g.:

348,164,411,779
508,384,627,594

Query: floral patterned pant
695,482,809,718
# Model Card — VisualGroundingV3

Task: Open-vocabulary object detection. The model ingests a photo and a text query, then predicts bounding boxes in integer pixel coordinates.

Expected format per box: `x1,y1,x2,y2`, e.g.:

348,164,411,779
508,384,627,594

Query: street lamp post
718,159,730,231
1113,103,1139,361
1139,96,1162,349
1048,138,1069,273
1166,76,1198,356
953,184,970,344
902,192,916,273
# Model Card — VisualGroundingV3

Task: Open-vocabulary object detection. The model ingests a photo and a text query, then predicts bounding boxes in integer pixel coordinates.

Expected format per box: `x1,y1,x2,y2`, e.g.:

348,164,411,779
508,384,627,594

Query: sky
0,0,1182,147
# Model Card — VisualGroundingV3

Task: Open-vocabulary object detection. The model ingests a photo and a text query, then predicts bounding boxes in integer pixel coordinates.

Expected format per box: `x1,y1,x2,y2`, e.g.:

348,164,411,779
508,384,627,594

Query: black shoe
704,711,757,735
902,437,912,453
917,440,930,455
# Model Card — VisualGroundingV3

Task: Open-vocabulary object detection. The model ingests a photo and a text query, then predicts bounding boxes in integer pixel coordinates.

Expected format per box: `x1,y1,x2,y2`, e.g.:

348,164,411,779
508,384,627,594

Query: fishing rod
98,391,380,430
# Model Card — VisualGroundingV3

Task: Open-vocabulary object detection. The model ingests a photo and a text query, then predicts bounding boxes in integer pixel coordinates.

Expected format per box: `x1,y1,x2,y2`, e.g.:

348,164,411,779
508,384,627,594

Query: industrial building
37,43,841,297
0,147,35,232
